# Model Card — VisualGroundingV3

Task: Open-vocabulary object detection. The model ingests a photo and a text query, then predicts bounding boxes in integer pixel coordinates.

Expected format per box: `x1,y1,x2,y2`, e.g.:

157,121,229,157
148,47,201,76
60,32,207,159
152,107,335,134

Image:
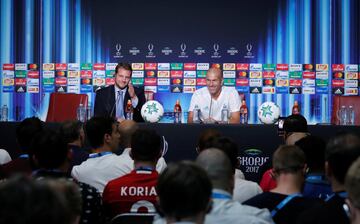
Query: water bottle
87,105,92,121
193,105,201,123
76,103,86,122
174,100,182,123
221,104,229,123
348,105,355,125
338,105,348,125
240,100,248,124
1,105,8,122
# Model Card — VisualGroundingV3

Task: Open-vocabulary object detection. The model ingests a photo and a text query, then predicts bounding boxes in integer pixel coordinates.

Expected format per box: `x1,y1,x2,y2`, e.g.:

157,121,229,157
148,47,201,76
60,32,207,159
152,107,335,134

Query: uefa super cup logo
114,43,123,58
146,43,155,58
211,43,221,58
179,43,188,58
244,43,254,59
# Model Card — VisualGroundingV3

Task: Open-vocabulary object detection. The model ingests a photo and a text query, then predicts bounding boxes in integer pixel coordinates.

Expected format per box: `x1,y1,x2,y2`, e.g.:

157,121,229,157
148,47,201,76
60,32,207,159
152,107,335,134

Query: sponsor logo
332,64,344,71
106,63,117,71
262,86,275,94
197,63,209,70
249,79,262,87
178,43,188,58
93,78,105,86
345,64,358,72
93,70,105,78
289,71,302,79
276,71,289,79
332,71,344,79
113,43,123,59
55,77,67,85
16,86,26,93
131,63,144,70
289,64,302,71
227,47,238,56
244,43,254,59
345,88,358,95
67,85,80,93
332,87,344,95
93,63,105,70
236,63,249,70
170,71,182,78
129,47,140,56
56,86,67,93
145,63,157,70
27,64,37,70
81,63,92,70
55,63,67,70
67,78,81,85
249,71,262,79
316,87,329,94
171,86,183,93
238,71,248,78
223,79,235,86
276,64,289,71
183,86,196,93
42,78,54,85
263,64,276,71
2,70,14,78
3,64,14,70
146,43,156,58
250,87,262,94
27,71,39,78
249,63,262,71
223,71,236,78
184,63,196,70
27,86,39,93
196,78,207,86
315,71,328,79
15,63,27,70
158,71,171,78
68,71,80,78
223,63,236,70
145,71,155,77
81,78,92,85
276,87,288,94
263,71,275,78
302,87,315,94
263,79,275,86
68,63,80,70
81,70,92,78
3,86,14,92
276,79,289,87
144,78,157,85
171,63,183,70
131,78,144,85
157,78,170,85
2,78,14,86
184,78,196,86
194,47,206,56
236,86,249,93
303,64,314,71
197,70,207,78
161,47,173,56
106,78,115,85
184,71,196,78
158,86,171,92
345,72,358,79
289,79,302,86
158,63,170,70
15,71,27,78
302,79,315,87
345,80,358,88
316,64,328,71
43,71,55,78
144,86,157,93
15,78,27,85
211,43,221,58
106,70,115,77
43,85,55,92
171,78,182,85
316,79,329,86
212,63,221,69
132,71,145,78
290,87,302,94
80,85,93,93
56,71,67,77
26,78,39,86
332,79,345,87
236,79,249,86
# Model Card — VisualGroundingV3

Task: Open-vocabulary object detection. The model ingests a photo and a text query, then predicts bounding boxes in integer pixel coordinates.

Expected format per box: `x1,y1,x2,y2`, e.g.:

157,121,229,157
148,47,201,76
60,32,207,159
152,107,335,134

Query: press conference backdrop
0,0,359,123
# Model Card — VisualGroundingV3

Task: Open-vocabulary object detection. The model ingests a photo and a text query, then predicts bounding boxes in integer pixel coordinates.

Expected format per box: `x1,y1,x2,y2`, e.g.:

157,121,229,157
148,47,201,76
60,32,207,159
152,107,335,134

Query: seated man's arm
229,111,240,124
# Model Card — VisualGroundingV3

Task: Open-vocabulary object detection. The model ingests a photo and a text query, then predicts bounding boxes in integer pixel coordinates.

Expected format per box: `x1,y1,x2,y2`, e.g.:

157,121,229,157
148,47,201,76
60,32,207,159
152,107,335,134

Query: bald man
188,68,241,124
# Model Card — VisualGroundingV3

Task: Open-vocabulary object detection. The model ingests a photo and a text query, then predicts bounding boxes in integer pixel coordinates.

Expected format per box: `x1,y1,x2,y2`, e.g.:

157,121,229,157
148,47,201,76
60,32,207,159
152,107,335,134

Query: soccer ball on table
257,101,280,124
141,100,164,123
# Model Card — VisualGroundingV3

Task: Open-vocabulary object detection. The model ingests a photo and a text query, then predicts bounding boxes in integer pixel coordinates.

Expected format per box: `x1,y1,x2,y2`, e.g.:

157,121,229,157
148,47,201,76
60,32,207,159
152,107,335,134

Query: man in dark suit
94,62,145,122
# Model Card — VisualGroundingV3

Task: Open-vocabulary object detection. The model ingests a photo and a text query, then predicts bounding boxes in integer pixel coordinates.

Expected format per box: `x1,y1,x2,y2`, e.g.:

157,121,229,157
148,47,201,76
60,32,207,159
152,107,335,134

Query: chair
46,93,88,122
110,213,155,224
331,95,360,125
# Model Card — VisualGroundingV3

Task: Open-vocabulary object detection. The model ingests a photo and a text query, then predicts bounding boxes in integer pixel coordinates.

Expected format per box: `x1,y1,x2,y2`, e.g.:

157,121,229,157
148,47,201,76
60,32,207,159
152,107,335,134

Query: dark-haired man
94,62,146,122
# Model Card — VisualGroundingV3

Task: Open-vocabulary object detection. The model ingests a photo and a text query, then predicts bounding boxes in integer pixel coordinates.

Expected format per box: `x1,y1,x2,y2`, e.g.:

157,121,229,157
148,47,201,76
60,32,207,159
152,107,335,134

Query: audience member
154,161,212,224
0,149,11,164
295,135,332,199
202,136,262,202
117,120,167,172
59,120,89,168
103,128,162,220
345,157,360,224
31,129,103,224
0,176,71,224
297,133,360,224
244,145,322,224
0,117,44,178
196,149,274,224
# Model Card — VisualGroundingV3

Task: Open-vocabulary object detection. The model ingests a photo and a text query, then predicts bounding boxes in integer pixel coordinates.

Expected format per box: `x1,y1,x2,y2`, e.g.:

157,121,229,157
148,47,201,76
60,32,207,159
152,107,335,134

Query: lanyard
19,154,29,159
88,151,112,159
271,193,302,217
325,191,348,202
136,166,154,171
212,192,232,200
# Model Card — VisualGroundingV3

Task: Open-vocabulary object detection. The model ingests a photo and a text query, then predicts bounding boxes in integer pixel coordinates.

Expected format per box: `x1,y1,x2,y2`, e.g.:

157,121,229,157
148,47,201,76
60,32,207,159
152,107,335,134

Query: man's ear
325,161,332,178
104,133,111,144
206,198,213,214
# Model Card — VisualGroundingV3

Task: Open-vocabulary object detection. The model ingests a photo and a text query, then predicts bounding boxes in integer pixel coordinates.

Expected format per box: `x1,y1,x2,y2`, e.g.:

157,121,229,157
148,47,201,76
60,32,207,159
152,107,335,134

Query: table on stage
0,122,359,182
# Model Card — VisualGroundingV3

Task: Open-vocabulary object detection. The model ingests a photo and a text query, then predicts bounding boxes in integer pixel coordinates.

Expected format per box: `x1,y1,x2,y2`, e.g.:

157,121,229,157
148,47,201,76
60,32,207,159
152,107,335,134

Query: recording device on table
277,117,285,137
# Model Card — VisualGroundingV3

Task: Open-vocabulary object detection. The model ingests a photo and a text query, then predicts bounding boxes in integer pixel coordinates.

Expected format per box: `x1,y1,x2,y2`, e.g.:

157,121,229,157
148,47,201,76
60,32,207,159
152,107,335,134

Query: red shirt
103,169,158,218
259,169,277,192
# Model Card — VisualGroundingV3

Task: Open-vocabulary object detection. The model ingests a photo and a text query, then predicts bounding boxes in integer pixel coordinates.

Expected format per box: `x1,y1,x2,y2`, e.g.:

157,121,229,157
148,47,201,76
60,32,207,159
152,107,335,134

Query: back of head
284,114,308,133
345,157,360,209
59,120,83,144
85,116,116,149
16,117,44,152
119,120,139,148
196,149,233,190
326,133,360,184
156,161,212,221
272,145,306,175
196,129,221,152
295,135,326,172
31,129,69,169
202,136,238,173
0,176,71,224
131,128,161,162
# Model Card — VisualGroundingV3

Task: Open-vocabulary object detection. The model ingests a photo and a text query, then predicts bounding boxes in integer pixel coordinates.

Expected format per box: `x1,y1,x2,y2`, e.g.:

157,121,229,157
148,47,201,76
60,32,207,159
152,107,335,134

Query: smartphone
277,117,285,137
